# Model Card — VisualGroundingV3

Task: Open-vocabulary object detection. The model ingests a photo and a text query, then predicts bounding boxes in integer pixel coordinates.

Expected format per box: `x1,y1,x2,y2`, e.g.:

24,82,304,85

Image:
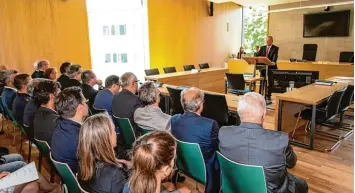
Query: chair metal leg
19,133,23,155
50,166,55,183
38,153,43,173
292,108,305,138
12,125,16,146
28,141,32,163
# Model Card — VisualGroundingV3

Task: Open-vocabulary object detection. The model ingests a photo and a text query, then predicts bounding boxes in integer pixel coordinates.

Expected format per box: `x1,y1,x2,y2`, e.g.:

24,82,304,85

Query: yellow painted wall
0,0,92,74
148,0,242,73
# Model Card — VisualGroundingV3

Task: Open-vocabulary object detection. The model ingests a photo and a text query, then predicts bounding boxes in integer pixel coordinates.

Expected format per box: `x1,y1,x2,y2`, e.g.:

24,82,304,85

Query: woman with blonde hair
78,114,128,193
124,131,190,193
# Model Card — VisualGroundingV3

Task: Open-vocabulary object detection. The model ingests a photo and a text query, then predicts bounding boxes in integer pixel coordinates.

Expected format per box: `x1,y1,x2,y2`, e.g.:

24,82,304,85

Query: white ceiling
209,0,309,6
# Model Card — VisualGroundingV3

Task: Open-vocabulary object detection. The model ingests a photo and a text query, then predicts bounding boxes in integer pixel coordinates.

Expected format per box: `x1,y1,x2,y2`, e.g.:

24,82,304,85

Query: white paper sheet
0,162,39,190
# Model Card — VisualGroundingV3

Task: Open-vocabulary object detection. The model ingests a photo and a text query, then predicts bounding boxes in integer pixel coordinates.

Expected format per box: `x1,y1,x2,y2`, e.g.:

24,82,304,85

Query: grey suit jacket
134,105,171,132
219,122,297,193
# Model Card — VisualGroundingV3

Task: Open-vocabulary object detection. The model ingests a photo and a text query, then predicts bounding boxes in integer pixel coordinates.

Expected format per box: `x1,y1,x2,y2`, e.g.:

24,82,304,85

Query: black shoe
177,175,186,183
0,130,4,135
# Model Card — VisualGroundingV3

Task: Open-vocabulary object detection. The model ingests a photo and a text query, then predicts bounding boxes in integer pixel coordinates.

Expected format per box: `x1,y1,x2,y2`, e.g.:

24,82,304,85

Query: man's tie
266,47,269,57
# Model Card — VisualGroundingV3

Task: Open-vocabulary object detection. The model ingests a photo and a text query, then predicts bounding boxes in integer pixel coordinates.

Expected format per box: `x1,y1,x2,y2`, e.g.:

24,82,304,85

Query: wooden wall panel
148,0,242,72
0,0,92,74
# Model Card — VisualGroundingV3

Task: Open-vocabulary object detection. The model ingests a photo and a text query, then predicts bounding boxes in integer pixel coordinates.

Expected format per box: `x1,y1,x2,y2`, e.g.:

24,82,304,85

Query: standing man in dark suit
112,72,142,126
171,87,220,193
63,64,82,90
81,70,100,112
219,92,308,193
57,62,71,89
257,36,279,100
31,60,49,79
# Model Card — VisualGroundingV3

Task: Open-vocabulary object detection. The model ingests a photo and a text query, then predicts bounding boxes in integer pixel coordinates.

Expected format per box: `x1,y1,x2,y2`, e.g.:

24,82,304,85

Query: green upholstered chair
217,151,267,193
140,127,152,135
50,153,88,193
175,139,206,191
34,138,55,182
112,116,136,149
91,106,107,115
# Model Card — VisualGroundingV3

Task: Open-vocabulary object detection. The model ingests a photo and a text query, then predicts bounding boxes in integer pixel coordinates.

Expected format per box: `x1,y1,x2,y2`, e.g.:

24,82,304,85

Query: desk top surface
278,60,353,66
276,76,353,105
145,68,228,80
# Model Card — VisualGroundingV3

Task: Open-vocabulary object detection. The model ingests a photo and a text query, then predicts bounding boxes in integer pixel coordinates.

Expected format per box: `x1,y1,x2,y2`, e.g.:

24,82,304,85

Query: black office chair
163,67,177,74
145,68,160,76
302,44,317,61
293,87,346,143
201,92,238,127
199,63,209,69
339,52,354,63
183,65,195,71
337,85,354,127
166,86,184,115
225,73,251,95
91,106,108,115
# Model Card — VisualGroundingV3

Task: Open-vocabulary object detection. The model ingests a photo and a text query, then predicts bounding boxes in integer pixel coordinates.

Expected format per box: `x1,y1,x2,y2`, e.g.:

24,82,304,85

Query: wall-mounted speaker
209,2,214,16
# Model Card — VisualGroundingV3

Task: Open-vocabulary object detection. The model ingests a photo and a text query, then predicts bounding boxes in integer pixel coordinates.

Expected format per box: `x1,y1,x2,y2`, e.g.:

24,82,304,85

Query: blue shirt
51,119,81,173
93,89,114,116
23,99,39,127
12,93,31,125
1,87,17,111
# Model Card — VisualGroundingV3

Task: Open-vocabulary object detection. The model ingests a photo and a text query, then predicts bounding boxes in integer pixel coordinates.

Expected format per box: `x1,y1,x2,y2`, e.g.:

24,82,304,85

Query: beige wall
269,4,354,62
148,0,243,72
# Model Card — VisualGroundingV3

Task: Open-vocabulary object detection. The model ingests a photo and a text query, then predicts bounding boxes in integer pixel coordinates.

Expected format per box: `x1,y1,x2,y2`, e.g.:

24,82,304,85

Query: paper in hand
0,162,39,190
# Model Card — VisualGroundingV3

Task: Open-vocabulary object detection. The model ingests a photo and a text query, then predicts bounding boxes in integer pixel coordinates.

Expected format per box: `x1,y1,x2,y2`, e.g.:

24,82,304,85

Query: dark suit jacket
33,106,60,144
12,93,31,125
171,112,219,162
57,74,70,89
63,79,81,90
1,87,17,111
82,84,99,109
257,45,279,69
23,99,39,127
93,89,114,116
31,70,45,79
219,122,297,193
112,89,142,127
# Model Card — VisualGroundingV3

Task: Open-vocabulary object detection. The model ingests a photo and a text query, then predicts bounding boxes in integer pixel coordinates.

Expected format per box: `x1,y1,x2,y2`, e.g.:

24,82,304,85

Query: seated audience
112,72,142,128
51,87,88,173
57,62,71,89
0,70,7,96
44,67,57,80
93,75,120,116
62,64,82,90
219,92,308,193
31,60,49,79
1,70,18,111
33,80,61,144
171,87,219,193
134,81,171,131
12,74,31,125
237,46,246,59
124,131,190,193
78,114,128,193
0,154,26,173
81,70,99,111
23,79,41,127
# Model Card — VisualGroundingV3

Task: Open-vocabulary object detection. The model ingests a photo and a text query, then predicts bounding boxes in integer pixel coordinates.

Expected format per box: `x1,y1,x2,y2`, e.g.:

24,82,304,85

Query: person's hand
163,182,176,191
118,159,133,169
0,172,10,179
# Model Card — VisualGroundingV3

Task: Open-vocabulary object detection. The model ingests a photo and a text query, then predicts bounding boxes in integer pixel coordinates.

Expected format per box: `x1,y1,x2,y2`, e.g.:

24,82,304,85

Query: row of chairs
110,117,266,193
145,63,210,76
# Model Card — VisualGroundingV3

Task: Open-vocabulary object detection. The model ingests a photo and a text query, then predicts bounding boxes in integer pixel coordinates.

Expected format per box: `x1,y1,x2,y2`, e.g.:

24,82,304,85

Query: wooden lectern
243,57,275,103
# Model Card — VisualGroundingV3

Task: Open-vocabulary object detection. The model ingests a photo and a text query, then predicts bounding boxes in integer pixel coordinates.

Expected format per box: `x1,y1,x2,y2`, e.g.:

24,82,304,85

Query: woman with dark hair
78,114,128,193
237,46,246,59
44,68,57,80
124,131,190,193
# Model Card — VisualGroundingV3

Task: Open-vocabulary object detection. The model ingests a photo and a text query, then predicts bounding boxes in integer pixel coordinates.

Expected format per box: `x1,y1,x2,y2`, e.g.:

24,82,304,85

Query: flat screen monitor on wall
303,10,351,37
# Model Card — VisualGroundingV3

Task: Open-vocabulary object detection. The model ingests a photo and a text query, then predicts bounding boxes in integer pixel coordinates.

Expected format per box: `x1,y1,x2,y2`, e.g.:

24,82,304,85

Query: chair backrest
140,127,152,135
302,44,317,61
175,139,206,185
166,86,184,115
163,67,177,74
50,153,88,193
325,87,346,120
339,85,354,112
183,65,195,71
199,63,209,69
225,73,246,90
217,152,266,193
339,51,354,63
201,92,229,126
112,116,136,148
91,106,107,115
34,138,50,157
144,68,160,76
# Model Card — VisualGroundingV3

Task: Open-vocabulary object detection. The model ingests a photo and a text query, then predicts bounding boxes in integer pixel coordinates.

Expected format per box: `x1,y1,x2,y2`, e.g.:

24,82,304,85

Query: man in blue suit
93,75,120,117
171,87,220,193
1,70,18,111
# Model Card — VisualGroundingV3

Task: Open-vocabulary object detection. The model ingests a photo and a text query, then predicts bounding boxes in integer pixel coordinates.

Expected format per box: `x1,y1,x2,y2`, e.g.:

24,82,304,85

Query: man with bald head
219,92,308,193
171,87,220,193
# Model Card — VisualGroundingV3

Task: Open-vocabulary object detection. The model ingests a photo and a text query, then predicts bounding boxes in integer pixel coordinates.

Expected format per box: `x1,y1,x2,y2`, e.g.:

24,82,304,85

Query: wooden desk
158,85,240,112
275,76,353,150
145,68,229,93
